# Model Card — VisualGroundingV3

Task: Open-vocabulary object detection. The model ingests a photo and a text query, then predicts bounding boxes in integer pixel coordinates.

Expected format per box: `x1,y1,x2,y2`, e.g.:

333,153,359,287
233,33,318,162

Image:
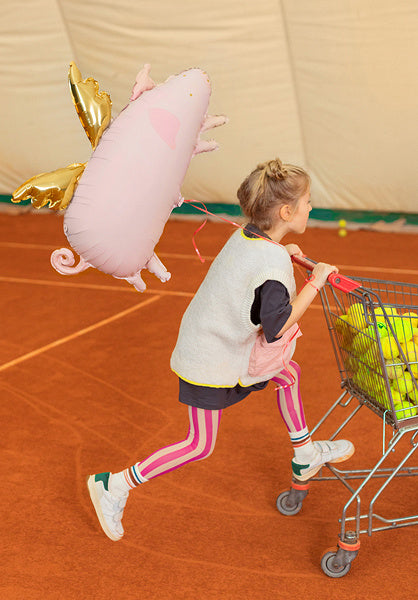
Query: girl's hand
285,243,303,257
311,262,339,288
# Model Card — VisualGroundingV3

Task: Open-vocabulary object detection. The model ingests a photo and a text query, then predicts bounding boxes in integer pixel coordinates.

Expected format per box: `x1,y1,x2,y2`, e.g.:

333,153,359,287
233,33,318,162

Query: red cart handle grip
291,255,360,293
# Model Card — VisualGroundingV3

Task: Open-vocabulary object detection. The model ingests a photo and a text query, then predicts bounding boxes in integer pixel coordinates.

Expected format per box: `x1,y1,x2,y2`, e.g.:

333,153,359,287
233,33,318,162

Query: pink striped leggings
131,361,306,483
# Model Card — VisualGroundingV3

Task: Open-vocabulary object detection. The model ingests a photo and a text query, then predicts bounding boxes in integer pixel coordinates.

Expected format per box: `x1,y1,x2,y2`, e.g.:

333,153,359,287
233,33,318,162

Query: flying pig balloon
13,63,228,291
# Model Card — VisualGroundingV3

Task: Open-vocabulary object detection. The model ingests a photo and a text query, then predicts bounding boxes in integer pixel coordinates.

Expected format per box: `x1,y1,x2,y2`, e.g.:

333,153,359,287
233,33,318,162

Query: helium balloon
13,63,228,291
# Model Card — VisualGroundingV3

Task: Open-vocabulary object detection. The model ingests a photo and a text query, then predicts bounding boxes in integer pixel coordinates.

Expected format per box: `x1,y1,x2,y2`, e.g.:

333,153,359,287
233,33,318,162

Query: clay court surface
1,211,418,599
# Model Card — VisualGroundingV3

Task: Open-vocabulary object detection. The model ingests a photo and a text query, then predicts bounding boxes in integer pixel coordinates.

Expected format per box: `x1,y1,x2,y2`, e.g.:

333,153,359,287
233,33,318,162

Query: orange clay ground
1,211,418,599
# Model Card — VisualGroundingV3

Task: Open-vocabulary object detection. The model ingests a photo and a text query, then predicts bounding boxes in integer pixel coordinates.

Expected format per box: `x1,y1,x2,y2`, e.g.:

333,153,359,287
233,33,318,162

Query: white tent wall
1,0,417,214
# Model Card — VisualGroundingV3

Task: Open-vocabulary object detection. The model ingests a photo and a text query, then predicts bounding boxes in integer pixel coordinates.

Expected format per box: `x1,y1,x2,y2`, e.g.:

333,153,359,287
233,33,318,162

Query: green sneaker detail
94,472,110,491
291,460,310,477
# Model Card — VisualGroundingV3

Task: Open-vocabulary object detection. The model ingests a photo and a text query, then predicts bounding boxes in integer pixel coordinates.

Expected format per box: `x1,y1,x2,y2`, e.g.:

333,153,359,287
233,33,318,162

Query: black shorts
178,377,269,410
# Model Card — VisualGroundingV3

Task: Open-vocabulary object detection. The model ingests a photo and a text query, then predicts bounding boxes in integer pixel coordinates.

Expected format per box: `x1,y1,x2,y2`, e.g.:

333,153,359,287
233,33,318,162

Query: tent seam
278,0,308,167
55,0,80,65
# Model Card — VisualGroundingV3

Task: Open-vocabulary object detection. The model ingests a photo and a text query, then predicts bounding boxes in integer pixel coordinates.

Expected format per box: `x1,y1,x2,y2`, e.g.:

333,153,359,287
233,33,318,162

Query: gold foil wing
68,62,112,149
12,163,86,211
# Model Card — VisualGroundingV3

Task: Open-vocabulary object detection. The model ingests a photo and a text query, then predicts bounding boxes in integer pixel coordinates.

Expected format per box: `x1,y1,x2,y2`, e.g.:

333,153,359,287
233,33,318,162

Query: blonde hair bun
257,158,288,181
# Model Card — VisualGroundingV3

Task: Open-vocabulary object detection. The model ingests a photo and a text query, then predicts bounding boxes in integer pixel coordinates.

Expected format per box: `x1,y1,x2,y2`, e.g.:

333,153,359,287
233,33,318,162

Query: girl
87,158,354,541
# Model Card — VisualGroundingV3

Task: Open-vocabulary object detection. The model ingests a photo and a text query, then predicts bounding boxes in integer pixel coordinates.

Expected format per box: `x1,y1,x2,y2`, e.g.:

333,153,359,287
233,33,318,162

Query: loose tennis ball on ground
375,306,398,324
393,401,418,419
381,336,399,359
389,316,414,345
385,358,406,380
402,311,418,328
347,303,368,330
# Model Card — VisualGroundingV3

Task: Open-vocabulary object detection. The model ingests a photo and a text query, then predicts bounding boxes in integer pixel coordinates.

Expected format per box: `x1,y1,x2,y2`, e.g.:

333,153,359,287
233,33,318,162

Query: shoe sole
86,475,123,542
293,445,355,482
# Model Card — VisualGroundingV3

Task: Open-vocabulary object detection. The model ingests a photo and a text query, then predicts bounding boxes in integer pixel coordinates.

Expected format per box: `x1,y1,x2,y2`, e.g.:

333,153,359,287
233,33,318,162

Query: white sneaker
292,440,355,481
87,472,128,541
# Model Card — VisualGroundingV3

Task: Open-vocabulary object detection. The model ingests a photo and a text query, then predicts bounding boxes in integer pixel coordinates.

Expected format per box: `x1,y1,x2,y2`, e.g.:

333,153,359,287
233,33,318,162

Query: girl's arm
275,262,338,337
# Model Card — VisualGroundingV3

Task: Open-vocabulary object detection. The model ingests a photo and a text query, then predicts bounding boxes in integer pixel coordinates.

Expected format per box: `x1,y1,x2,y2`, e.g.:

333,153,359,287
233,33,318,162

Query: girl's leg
112,405,222,491
272,361,314,460
272,361,354,481
87,406,222,541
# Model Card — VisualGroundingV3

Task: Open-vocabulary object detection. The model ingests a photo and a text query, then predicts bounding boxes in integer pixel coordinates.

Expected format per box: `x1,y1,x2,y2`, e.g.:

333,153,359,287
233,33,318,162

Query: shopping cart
276,256,418,578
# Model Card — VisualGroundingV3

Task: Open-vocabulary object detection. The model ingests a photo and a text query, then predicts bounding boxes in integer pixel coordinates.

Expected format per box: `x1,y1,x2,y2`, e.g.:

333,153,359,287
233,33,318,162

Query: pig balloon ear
130,64,156,101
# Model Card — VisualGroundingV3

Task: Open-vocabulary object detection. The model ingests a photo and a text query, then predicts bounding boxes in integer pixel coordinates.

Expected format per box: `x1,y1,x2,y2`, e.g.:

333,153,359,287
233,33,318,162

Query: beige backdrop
1,0,417,212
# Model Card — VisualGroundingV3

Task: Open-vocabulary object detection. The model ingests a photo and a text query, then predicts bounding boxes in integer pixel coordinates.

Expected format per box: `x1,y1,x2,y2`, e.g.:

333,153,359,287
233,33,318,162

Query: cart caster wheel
321,550,351,578
276,490,303,516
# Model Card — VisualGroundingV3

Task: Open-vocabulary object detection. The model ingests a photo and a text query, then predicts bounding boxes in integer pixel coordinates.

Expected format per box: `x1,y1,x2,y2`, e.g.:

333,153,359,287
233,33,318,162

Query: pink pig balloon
51,65,227,291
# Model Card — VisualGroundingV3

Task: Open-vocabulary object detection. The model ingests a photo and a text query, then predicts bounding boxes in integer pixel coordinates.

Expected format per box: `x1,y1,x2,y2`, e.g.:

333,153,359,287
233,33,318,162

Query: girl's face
287,188,312,234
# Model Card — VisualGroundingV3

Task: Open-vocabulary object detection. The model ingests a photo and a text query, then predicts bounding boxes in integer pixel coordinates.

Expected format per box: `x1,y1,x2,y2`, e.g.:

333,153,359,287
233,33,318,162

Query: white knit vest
170,229,296,387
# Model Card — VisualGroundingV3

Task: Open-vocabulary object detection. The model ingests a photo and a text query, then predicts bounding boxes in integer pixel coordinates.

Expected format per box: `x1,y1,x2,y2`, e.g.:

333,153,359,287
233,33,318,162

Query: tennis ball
390,387,406,404
385,358,406,380
375,389,391,410
392,372,414,395
335,314,355,346
361,346,380,370
338,228,347,238
393,400,418,419
347,303,368,330
351,323,387,356
408,387,418,404
375,306,398,324
389,316,414,345
381,336,399,359
410,362,418,378
402,311,418,329
403,341,418,362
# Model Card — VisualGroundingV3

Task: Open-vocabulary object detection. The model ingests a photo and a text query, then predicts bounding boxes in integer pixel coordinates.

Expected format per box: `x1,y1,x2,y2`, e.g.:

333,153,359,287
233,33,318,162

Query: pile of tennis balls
335,303,418,420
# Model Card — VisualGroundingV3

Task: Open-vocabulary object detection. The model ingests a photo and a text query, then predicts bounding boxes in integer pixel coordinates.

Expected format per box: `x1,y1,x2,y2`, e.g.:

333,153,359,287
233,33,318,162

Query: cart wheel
276,490,303,516
321,550,351,578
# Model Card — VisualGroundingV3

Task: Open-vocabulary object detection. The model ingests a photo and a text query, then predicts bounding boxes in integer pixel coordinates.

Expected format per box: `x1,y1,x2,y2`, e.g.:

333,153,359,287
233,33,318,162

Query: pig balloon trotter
12,63,228,292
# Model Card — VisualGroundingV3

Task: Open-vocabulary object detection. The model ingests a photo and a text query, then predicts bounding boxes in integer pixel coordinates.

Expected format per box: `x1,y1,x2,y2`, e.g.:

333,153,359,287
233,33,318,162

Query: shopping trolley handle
291,254,360,293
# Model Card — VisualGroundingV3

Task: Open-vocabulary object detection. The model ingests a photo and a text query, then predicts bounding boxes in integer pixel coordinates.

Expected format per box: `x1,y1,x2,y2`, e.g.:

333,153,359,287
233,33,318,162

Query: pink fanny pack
248,322,302,377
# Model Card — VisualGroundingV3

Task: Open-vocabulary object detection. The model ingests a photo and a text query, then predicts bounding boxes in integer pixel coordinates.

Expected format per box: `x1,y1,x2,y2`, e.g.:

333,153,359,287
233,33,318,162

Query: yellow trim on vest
240,229,267,241
173,369,255,389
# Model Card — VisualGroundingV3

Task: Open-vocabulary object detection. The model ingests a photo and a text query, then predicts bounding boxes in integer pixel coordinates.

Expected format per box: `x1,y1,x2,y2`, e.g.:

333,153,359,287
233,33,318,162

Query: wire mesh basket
321,275,418,430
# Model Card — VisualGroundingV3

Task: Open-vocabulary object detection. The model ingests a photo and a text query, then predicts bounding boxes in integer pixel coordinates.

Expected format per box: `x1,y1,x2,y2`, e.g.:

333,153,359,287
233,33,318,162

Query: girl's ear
279,204,292,222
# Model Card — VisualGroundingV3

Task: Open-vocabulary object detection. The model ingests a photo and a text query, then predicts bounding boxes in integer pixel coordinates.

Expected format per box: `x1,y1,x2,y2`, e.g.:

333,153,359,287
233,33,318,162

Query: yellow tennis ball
408,386,418,404
381,336,399,359
402,311,418,329
391,388,406,404
393,400,418,419
385,358,406,380
392,372,414,395
338,228,347,238
347,302,368,330
375,306,398,324
389,316,414,345
410,362,418,378
404,341,418,362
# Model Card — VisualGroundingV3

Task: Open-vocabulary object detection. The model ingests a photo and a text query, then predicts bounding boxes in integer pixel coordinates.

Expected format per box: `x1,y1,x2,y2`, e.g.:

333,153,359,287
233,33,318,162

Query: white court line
0,295,161,374
0,276,194,298
1,241,418,276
